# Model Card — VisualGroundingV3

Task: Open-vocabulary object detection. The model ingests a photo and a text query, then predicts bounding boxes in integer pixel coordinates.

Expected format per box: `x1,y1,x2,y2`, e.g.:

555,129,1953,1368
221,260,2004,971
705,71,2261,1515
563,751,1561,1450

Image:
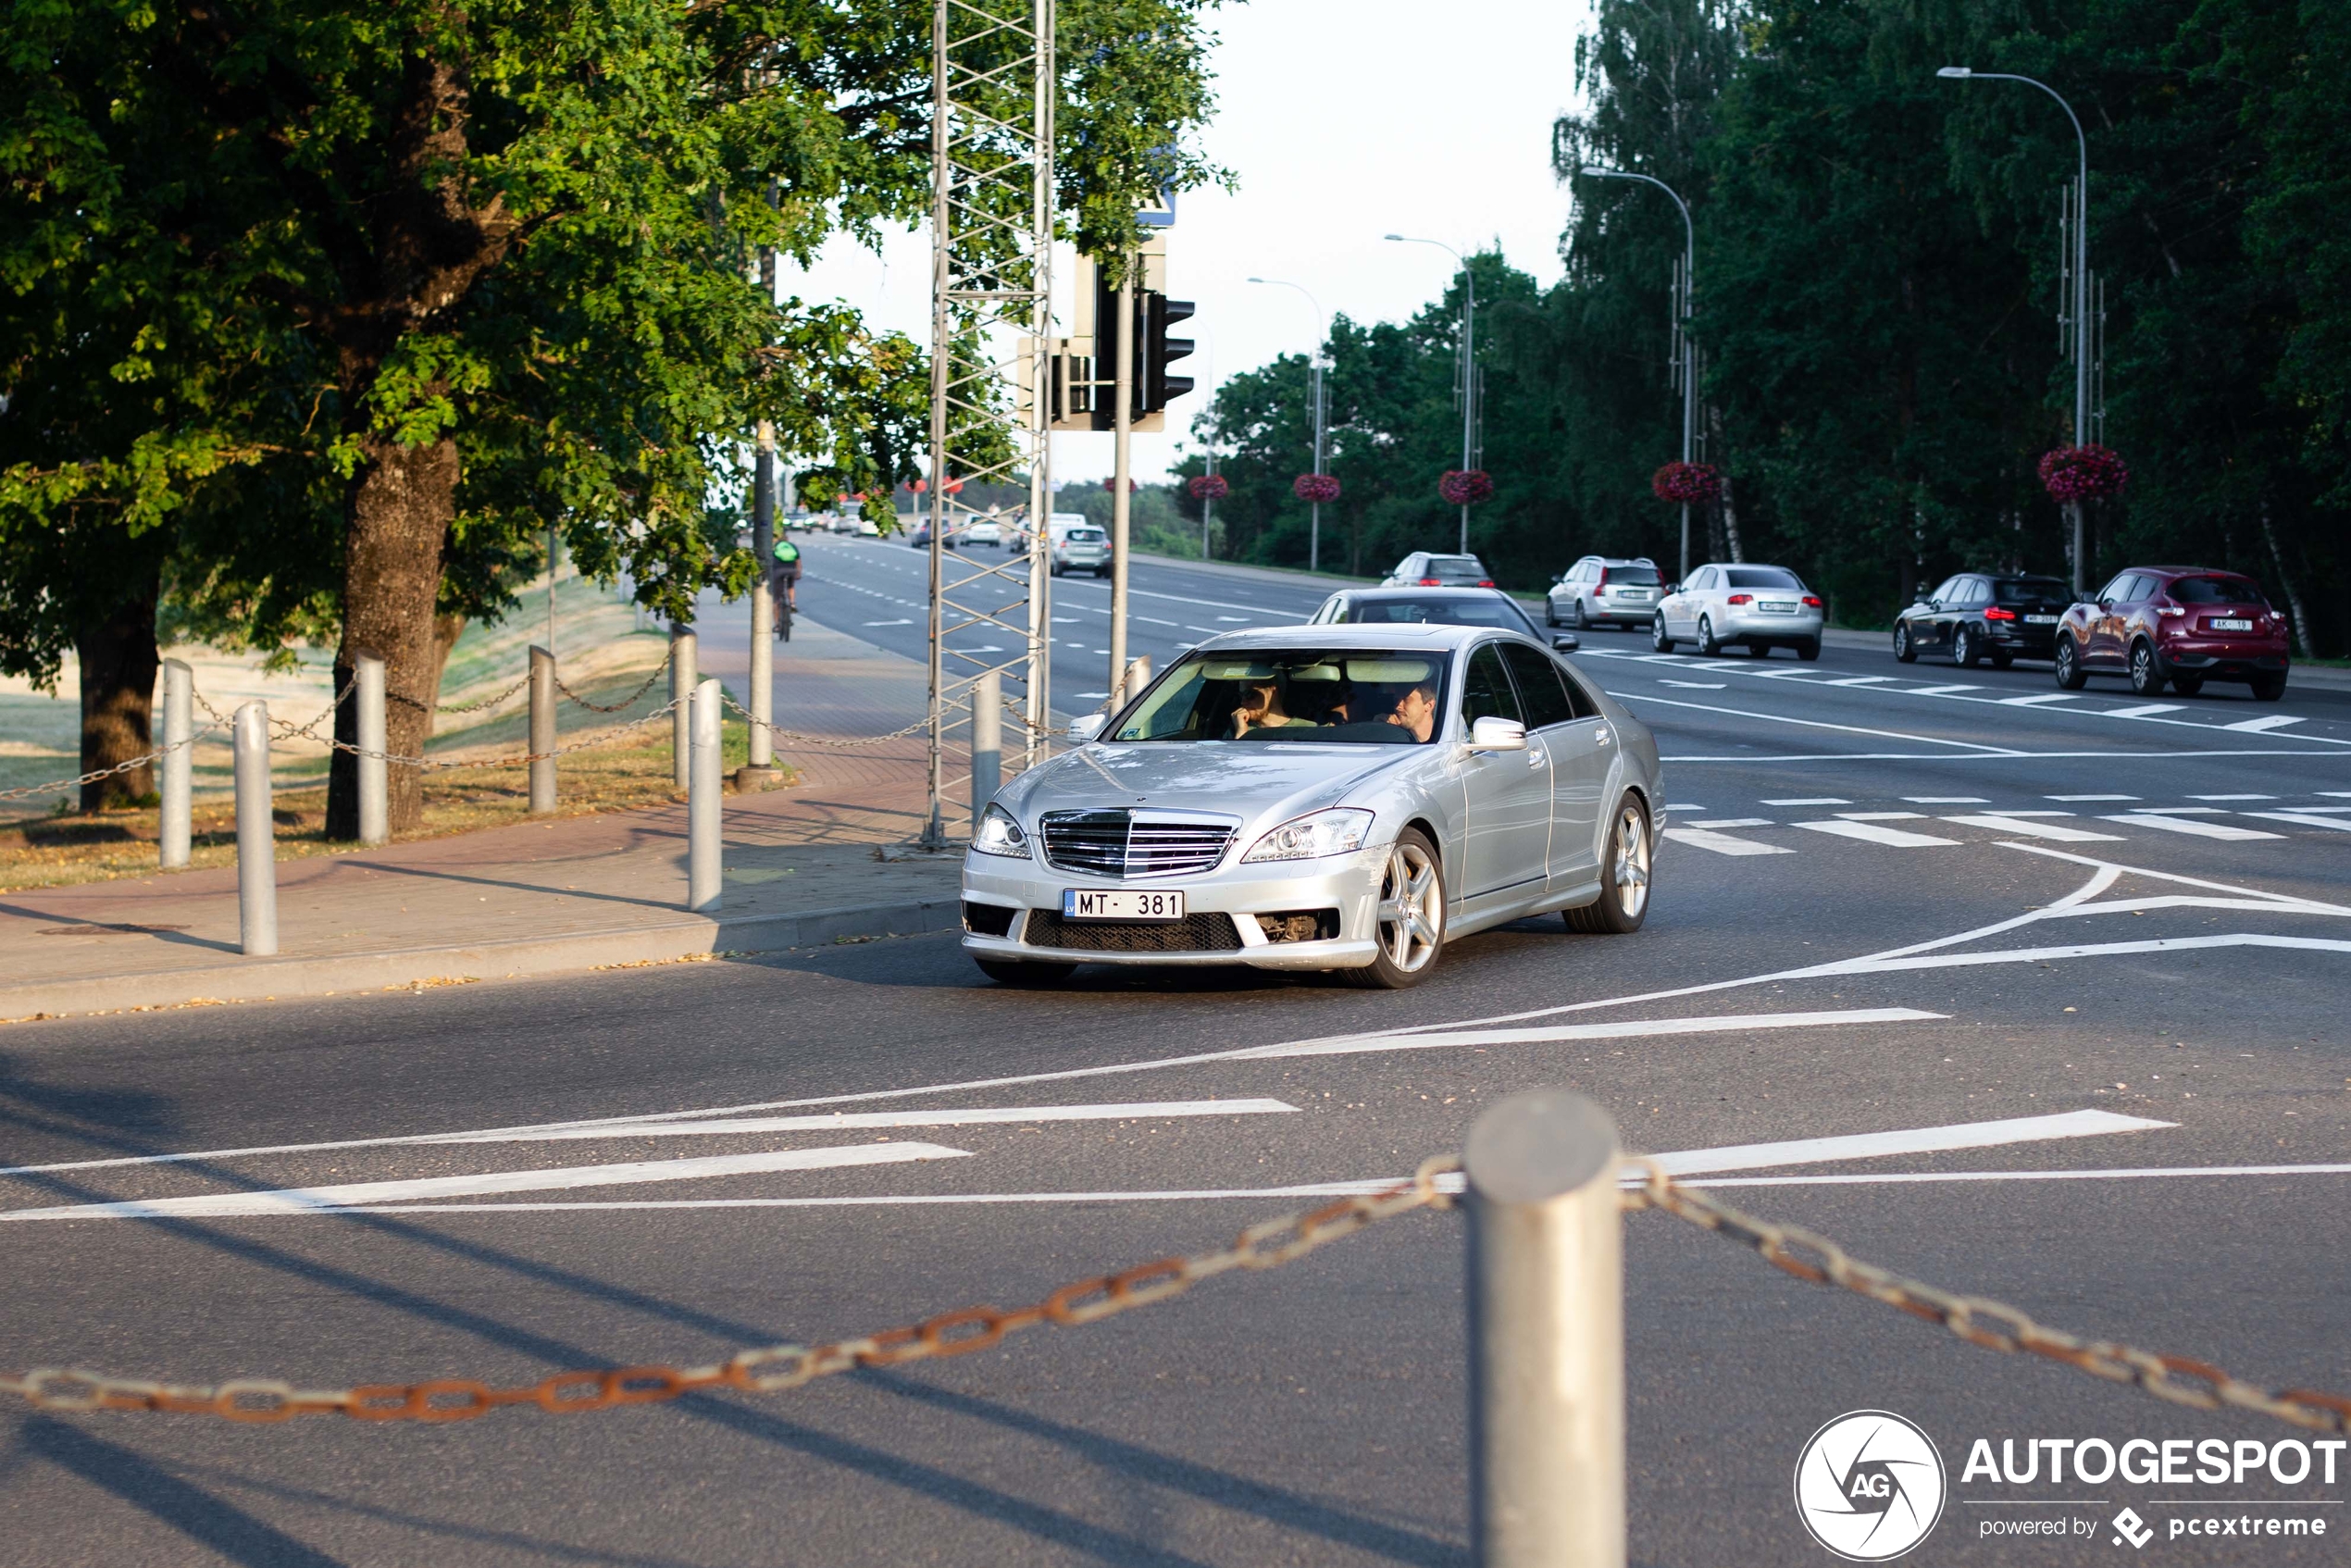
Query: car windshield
1600,564,1662,585
1724,567,1804,590
1111,649,1449,745
1420,556,1487,580
1994,577,2072,604
2168,575,2268,605
1342,595,1535,634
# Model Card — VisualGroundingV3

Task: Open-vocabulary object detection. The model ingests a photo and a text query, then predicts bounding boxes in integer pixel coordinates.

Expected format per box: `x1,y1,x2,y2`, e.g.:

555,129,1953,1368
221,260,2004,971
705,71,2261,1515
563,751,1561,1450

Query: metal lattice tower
922,0,1056,847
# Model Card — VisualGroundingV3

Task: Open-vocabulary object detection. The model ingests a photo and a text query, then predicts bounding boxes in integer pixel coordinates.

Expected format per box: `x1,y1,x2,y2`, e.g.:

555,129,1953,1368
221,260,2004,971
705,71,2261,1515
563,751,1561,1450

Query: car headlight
972,803,1031,859
1241,808,1375,864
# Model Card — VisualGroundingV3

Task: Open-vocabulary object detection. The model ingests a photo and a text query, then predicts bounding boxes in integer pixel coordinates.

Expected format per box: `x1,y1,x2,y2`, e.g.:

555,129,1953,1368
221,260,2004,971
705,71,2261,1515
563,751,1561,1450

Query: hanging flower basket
1188,474,1229,502
1650,461,1721,504
1102,477,1138,493
1438,468,1494,506
2037,444,2130,503
1293,473,1340,504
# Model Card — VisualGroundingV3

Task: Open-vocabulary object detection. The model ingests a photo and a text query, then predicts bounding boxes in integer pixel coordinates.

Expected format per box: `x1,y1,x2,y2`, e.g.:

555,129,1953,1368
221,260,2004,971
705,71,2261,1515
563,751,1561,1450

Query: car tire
1651,615,1674,653
1797,638,1822,661
2129,639,2167,697
1573,599,1590,630
1347,828,1446,989
2054,636,2088,690
975,958,1077,988
1893,622,1917,663
1566,796,1652,935
1697,616,1722,656
1545,598,1561,628
2171,675,2204,697
2251,672,2288,702
1954,626,1982,669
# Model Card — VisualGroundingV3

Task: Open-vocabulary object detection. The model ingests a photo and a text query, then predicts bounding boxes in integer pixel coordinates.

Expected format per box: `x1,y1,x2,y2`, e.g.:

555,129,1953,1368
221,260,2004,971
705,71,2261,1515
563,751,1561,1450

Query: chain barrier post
688,677,723,913
744,411,781,790
159,659,193,868
669,626,697,791
1465,1091,1625,1568
970,668,1001,835
1124,654,1151,705
355,653,388,847
529,646,556,815
232,702,279,957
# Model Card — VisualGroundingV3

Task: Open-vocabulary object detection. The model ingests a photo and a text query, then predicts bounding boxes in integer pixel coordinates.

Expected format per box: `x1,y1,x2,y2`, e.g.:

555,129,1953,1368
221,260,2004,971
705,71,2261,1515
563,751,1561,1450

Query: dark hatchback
1308,587,1579,653
1893,572,2073,667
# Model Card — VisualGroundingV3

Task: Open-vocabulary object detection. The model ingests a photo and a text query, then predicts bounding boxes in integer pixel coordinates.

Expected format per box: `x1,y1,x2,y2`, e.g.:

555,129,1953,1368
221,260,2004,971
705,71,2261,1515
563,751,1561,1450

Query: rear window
1344,595,1535,634
1064,528,1105,543
1724,567,1803,590
1422,556,1489,580
2168,575,2268,605
1994,577,2072,603
1598,564,1661,585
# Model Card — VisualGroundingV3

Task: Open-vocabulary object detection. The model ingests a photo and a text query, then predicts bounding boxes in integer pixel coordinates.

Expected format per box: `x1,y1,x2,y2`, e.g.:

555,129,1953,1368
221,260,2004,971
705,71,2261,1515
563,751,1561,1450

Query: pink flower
1293,473,1340,504
1439,468,1494,505
1651,461,1721,504
2037,445,2130,502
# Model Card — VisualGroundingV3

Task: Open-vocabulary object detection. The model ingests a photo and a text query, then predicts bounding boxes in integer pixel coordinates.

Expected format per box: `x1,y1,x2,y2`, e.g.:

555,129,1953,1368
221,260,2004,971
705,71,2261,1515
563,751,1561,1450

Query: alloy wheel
1375,840,1443,974
1611,802,1651,919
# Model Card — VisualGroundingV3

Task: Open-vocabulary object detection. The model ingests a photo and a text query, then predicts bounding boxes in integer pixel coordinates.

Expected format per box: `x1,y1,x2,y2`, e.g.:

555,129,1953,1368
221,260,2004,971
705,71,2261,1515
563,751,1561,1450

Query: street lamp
1579,165,1698,581
1939,65,2095,592
1248,276,1330,573
1386,234,1478,554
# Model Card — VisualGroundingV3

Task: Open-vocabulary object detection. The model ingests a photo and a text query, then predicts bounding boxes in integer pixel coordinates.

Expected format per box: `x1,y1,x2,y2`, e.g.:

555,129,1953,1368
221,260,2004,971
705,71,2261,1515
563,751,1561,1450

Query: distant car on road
1309,587,1577,652
1651,563,1824,659
1893,573,2072,668
964,516,1004,548
2052,566,2291,699
1548,556,1664,629
1049,516,1112,577
1381,552,1495,588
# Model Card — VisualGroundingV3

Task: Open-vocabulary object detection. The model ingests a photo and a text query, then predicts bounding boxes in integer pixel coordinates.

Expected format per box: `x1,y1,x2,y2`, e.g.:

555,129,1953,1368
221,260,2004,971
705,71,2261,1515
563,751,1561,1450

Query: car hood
1005,741,1419,830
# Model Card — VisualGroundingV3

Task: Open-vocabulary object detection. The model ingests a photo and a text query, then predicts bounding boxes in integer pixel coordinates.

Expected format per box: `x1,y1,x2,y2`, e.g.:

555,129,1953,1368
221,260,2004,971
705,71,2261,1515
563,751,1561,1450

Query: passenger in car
1230,678,1324,739
1383,678,1438,742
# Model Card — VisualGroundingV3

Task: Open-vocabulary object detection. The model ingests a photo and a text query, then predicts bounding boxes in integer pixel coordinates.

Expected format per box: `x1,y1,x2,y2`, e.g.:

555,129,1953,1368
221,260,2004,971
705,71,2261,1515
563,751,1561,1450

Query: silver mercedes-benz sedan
960,624,1665,988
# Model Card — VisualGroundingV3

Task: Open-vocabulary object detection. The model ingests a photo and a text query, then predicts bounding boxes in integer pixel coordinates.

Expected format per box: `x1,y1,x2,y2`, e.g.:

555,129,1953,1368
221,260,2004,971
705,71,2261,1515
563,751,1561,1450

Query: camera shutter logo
1793,1410,1947,1561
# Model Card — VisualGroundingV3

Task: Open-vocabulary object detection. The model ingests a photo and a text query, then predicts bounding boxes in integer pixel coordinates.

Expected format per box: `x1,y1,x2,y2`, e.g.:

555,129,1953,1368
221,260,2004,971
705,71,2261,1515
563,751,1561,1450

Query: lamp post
1579,166,1696,583
1249,276,1329,573
1938,66,2095,594
1385,235,1478,554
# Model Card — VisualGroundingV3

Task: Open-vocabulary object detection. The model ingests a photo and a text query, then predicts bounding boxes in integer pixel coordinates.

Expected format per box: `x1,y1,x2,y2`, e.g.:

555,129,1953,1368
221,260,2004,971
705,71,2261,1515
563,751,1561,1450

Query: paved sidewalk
1,616,970,1025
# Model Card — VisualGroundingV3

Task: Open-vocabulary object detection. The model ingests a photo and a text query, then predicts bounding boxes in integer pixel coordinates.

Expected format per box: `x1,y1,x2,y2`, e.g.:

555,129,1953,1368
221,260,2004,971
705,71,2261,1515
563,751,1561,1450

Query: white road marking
1697,1163,2351,1189
1233,1007,1944,1061
1980,809,2074,816
1662,828,1793,856
1660,679,1727,689
2049,794,2137,801
1666,802,1708,811
2099,813,2283,840
1649,1109,2171,1176
1905,796,1988,803
1823,675,1897,687
1608,692,2024,753
863,618,914,627
2192,793,2276,801
2321,792,2351,799
1998,693,2081,707
1939,815,2123,842
1797,820,1960,848
1909,684,1984,696
1764,797,1848,805
2284,805,2351,814
1687,817,1773,828
2105,703,2183,718
1835,811,1925,821
2243,812,2351,833
0,1144,971,1222
1215,616,1250,622
2225,715,2303,733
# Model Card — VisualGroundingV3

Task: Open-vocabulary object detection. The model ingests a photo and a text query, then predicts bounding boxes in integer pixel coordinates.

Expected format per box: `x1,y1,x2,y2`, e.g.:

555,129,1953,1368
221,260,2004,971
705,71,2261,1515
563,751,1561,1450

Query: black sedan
1893,572,2072,667
1308,587,1579,653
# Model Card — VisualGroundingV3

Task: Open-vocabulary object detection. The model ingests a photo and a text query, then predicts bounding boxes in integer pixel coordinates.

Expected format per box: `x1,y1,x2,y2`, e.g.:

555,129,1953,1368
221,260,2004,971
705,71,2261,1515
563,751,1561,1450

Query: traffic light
1142,292,1195,415
1057,243,1195,432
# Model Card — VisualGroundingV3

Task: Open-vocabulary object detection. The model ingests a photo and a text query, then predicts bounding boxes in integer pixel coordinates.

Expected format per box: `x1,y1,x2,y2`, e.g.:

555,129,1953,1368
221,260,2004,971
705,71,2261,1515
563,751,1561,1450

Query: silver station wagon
960,624,1665,988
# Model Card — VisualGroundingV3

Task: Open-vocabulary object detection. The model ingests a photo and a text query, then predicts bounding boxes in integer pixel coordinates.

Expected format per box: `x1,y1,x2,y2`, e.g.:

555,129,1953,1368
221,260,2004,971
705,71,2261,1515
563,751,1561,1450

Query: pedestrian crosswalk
1663,792,2351,858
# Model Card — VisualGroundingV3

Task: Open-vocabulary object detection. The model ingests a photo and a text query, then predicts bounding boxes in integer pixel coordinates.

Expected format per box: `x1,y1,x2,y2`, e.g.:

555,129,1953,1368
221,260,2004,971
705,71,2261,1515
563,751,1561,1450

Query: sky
784,0,1590,486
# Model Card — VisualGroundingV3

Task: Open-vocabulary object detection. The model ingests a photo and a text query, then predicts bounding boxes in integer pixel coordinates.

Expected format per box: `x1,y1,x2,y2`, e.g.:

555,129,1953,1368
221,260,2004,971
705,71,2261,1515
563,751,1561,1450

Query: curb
1,894,965,1026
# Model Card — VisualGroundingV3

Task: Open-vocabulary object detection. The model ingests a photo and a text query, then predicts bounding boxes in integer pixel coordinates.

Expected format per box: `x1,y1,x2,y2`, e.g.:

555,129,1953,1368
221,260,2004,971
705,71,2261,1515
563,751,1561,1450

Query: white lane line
1660,679,1727,689
1687,817,1773,828
1662,828,1793,856
2049,794,2137,801
0,1097,1295,1177
1606,692,2025,753
2243,812,2351,833
1835,811,1924,821
1824,676,1897,687
1797,820,1961,848
1232,1007,1943,1061
2105,703,2183,718
2190,793,2275,801
1215,616,1250,622
2322,792,2351,799
1764,797,1848,805
1940,815,2124,843
2099,813,2283,841
2283,805,2351,814
2226,714,2304,733
862,618,914,627
0,1144,971,1222
1909,684,1984,696
2136,804,2224,814
1666,803,1708,811
1904,796,1988,803
1998,693,2081,707
1650,1109,2171,1176
1979,809,2075,817
1697,1164,2351,1189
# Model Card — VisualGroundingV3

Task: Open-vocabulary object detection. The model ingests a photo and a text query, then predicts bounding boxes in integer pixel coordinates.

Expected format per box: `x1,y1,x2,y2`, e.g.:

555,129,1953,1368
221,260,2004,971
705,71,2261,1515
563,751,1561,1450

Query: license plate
1063,889,1186,921
1758,600,1797,614
2023,615,2059,625
2210,617,2253,631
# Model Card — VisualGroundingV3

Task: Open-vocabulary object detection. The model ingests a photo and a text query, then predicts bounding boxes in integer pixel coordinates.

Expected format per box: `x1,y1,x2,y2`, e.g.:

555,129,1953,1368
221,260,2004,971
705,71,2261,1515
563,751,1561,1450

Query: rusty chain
0,731,219,804
1623,1160,2351,1437
554,649,675,714
325,698,683,772
715,687,930,750
0,1157,1459,1424
429,674,531,716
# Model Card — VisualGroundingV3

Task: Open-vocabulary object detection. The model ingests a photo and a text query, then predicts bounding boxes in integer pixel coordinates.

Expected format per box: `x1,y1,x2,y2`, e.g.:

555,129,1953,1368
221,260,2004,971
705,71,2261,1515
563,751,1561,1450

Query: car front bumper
961,845,1387,968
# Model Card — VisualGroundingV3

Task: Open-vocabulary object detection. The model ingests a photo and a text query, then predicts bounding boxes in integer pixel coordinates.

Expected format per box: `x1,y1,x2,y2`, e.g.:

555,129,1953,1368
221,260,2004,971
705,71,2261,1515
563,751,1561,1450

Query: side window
2097,574,2136,604
1698,567,1721,591
2123,575,2158,604
1926,576,1960,604
1462,644,1524,726
1500,644,1579,729
1959,578,1989,606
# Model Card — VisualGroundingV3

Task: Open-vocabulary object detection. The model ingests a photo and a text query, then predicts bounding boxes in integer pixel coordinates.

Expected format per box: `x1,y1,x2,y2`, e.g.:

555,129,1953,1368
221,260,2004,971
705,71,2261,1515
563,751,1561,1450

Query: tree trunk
1707,407,1743,562
327,436,457,835
74,571,163,811
2258,496,2315,657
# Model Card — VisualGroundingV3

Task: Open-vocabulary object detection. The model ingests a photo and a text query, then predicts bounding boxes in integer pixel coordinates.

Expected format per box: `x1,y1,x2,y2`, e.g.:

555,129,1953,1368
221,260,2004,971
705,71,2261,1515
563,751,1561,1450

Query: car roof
1200,622,1495,652
1342,586,1516,601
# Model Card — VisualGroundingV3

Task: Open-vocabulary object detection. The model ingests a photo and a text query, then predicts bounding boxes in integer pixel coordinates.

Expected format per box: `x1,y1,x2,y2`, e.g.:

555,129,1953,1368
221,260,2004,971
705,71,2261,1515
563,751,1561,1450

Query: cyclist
771,531,802,611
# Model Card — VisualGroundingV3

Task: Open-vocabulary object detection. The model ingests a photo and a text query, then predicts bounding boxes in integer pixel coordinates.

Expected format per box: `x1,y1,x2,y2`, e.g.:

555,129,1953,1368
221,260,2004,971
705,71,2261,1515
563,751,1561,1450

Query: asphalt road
6,568,2351,1567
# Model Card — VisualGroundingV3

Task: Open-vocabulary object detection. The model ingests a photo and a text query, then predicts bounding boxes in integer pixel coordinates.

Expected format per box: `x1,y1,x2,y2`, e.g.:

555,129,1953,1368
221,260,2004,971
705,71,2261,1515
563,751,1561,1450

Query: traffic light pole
1109,260,1135,707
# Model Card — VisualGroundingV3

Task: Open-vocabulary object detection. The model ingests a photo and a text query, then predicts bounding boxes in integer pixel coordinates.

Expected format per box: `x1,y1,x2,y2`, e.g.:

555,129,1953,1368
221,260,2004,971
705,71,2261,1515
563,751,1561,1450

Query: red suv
2052,566,2290,700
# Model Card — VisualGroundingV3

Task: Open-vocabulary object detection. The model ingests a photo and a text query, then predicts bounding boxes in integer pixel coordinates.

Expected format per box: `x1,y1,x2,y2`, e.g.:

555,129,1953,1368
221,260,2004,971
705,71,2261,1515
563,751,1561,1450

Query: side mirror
1469,716,1528,753
1551,633,1581,653
1067,713,1106,742
2097,597,2115,612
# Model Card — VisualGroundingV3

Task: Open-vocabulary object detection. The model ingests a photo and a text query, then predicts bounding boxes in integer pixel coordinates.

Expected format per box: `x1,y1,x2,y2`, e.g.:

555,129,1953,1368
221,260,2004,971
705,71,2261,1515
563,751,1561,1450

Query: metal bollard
749,578,775,769
1465,1090,1625,1568
1120,653,1152,706
970,669,1001,835
232,702,279,957
159,658,193,868
355,652,388,847
670,625,697,790
529,645,556,815
687,677,722,912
